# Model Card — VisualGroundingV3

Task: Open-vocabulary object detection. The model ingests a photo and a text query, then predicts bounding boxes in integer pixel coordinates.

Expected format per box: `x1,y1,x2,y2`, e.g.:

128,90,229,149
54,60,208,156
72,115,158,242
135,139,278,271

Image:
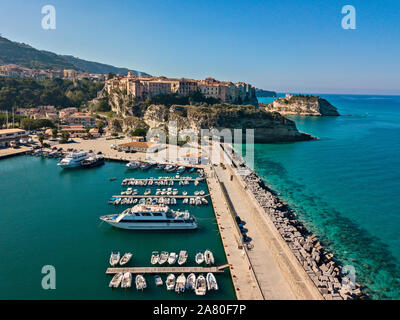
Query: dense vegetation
0,35,148,75
0,36,78,70
0,78,104,110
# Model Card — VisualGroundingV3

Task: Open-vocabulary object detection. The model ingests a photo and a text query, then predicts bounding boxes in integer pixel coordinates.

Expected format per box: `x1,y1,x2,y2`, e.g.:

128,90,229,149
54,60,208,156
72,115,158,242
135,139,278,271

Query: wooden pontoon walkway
122,177,205,182
106,264,230,274
113,194,210,199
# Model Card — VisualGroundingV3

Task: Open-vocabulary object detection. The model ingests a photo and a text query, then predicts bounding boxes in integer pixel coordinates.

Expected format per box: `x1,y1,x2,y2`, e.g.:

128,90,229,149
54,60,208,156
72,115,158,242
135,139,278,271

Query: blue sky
1,0,399,94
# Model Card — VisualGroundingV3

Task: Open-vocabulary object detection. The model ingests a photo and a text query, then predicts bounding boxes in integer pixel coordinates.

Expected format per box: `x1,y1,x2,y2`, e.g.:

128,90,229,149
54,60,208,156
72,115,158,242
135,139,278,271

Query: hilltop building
104,74,256,104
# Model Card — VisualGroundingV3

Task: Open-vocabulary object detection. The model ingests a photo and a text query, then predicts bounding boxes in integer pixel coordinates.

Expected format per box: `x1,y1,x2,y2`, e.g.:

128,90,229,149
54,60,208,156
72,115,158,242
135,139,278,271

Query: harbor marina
0,156,235,299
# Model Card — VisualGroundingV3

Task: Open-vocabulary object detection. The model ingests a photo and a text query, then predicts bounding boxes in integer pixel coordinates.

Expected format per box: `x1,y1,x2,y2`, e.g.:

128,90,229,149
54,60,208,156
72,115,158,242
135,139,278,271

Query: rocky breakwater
242,171,365,300
143,104,315,143
263,94,340,116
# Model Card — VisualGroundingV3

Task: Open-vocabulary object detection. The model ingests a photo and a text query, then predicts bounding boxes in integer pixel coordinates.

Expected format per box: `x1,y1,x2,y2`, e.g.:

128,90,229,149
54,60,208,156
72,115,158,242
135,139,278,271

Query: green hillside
0,35,148,75
0,36,78,70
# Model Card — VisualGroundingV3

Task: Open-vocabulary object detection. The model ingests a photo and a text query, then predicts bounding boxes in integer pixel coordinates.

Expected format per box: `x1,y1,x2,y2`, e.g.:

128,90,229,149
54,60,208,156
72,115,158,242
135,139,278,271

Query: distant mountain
61,55,149,76
255,88,277,97
0,35,148,76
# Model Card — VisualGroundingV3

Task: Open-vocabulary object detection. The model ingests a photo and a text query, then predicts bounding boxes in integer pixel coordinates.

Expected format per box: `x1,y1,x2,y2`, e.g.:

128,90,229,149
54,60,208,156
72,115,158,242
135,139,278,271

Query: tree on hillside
38,134,45,147
52,128,58,138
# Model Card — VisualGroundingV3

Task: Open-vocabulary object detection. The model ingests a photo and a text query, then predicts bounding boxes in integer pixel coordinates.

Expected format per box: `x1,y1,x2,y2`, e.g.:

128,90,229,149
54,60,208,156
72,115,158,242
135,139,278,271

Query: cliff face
103,88,315,143
264,95,339,116
142,104,314,143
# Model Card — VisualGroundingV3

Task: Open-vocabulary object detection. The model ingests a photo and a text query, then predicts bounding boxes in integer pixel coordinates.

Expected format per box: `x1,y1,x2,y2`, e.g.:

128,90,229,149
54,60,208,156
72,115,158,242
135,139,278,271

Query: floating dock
113,194,210,199
123,177,205,182
106,264,230,274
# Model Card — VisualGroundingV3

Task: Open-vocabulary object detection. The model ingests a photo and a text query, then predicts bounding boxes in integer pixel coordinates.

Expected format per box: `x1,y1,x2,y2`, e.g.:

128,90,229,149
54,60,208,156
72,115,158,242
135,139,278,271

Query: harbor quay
221,143,364,300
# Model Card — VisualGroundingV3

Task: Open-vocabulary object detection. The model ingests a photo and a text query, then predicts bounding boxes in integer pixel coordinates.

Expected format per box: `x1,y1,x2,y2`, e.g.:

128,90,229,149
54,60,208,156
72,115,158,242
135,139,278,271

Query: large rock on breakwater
240,169,365,300
263,94,340,116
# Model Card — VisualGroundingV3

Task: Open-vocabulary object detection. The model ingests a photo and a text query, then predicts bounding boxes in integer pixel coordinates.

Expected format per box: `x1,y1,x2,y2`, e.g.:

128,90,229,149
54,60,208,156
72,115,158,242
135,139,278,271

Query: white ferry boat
100,204,198,230
57,151,89,168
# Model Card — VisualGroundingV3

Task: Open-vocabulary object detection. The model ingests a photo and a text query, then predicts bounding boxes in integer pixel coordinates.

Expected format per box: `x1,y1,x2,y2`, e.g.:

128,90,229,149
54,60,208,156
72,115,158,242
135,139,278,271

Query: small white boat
195,251,204,264
135,275,147,290
154,275,163,286
166,274,176,290
186,273,196,290
199,190,205,196
177,250,188,265
182,191,188,196
195,274,207,296
109,252,120,266
168,252,178,265
206,273,218,291
175,273,186,293
183,198,189,204
121,272,132,288
151,251,160,265
204,249,215,265
120,252,133,266
159,251,169,265
144,189,151,195
109,272,123,288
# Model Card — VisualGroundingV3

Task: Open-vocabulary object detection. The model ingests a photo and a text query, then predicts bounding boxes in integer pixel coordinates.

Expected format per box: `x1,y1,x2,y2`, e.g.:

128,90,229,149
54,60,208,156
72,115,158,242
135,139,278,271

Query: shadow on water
256,158,400,300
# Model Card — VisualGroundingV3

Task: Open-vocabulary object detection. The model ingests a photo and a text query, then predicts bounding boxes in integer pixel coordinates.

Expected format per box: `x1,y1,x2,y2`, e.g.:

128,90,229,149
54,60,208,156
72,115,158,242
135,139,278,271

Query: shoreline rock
263,94,340,116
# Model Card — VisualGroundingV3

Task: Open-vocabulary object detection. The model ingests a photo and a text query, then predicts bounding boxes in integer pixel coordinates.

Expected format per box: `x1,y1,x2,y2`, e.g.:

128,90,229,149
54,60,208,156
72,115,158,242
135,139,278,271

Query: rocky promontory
263,94,339,116
100,88,316,143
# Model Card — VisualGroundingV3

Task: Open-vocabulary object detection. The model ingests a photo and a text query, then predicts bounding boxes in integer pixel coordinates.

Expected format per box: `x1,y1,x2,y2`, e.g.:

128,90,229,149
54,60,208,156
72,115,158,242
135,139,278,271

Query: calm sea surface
0,158,235,299
251,94,400,299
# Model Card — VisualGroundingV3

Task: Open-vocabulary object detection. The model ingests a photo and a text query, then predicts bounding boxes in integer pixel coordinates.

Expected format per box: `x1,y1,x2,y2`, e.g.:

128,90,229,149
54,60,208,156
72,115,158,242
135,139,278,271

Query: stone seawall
242,171,365,300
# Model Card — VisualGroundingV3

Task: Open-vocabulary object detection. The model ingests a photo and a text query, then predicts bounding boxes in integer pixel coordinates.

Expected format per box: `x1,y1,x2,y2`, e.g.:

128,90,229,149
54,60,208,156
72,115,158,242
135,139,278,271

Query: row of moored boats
110,272,218,295
150,249,214,265
122,177,202,187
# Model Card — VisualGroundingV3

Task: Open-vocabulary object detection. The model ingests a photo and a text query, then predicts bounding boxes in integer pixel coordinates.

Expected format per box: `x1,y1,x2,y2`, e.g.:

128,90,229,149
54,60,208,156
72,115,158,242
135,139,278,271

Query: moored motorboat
151,251,160,265
57,151,89,168
109,272,123,288
135,275,147,290
177,250,188,265
195,274,207,296
186,273,196,290
120,252,133,266
159,251,169,265
168,252,178,265
204,249,215,265
126,161,140,169
175,273,186,293
154,275,163,286
140,162,151,170
81,154,105,168
195,251,204,264
166,274,176,291
109,252,120,266
99,204,198,230
176,166,186,174
206,273,218,291
121,272,132,288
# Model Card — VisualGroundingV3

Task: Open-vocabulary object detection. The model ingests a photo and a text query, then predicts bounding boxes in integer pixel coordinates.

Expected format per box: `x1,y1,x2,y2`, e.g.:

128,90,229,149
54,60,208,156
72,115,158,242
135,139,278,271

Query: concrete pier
106,264,230,274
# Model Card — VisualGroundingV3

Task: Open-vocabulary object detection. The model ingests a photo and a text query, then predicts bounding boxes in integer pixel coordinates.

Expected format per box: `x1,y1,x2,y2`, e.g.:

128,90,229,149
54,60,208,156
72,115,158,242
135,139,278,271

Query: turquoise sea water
252,95,400,299
0,157,235,300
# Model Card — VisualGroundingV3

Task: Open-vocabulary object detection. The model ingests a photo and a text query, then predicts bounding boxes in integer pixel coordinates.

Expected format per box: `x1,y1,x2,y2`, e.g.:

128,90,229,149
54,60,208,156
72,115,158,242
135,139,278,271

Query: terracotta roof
119,141,155,148
0,128,27,134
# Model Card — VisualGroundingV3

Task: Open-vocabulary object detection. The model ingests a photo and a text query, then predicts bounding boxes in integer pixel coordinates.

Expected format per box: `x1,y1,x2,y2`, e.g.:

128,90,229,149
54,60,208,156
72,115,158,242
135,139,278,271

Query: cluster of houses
15,106,100,138
0,64,105,81
104,73,257,104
